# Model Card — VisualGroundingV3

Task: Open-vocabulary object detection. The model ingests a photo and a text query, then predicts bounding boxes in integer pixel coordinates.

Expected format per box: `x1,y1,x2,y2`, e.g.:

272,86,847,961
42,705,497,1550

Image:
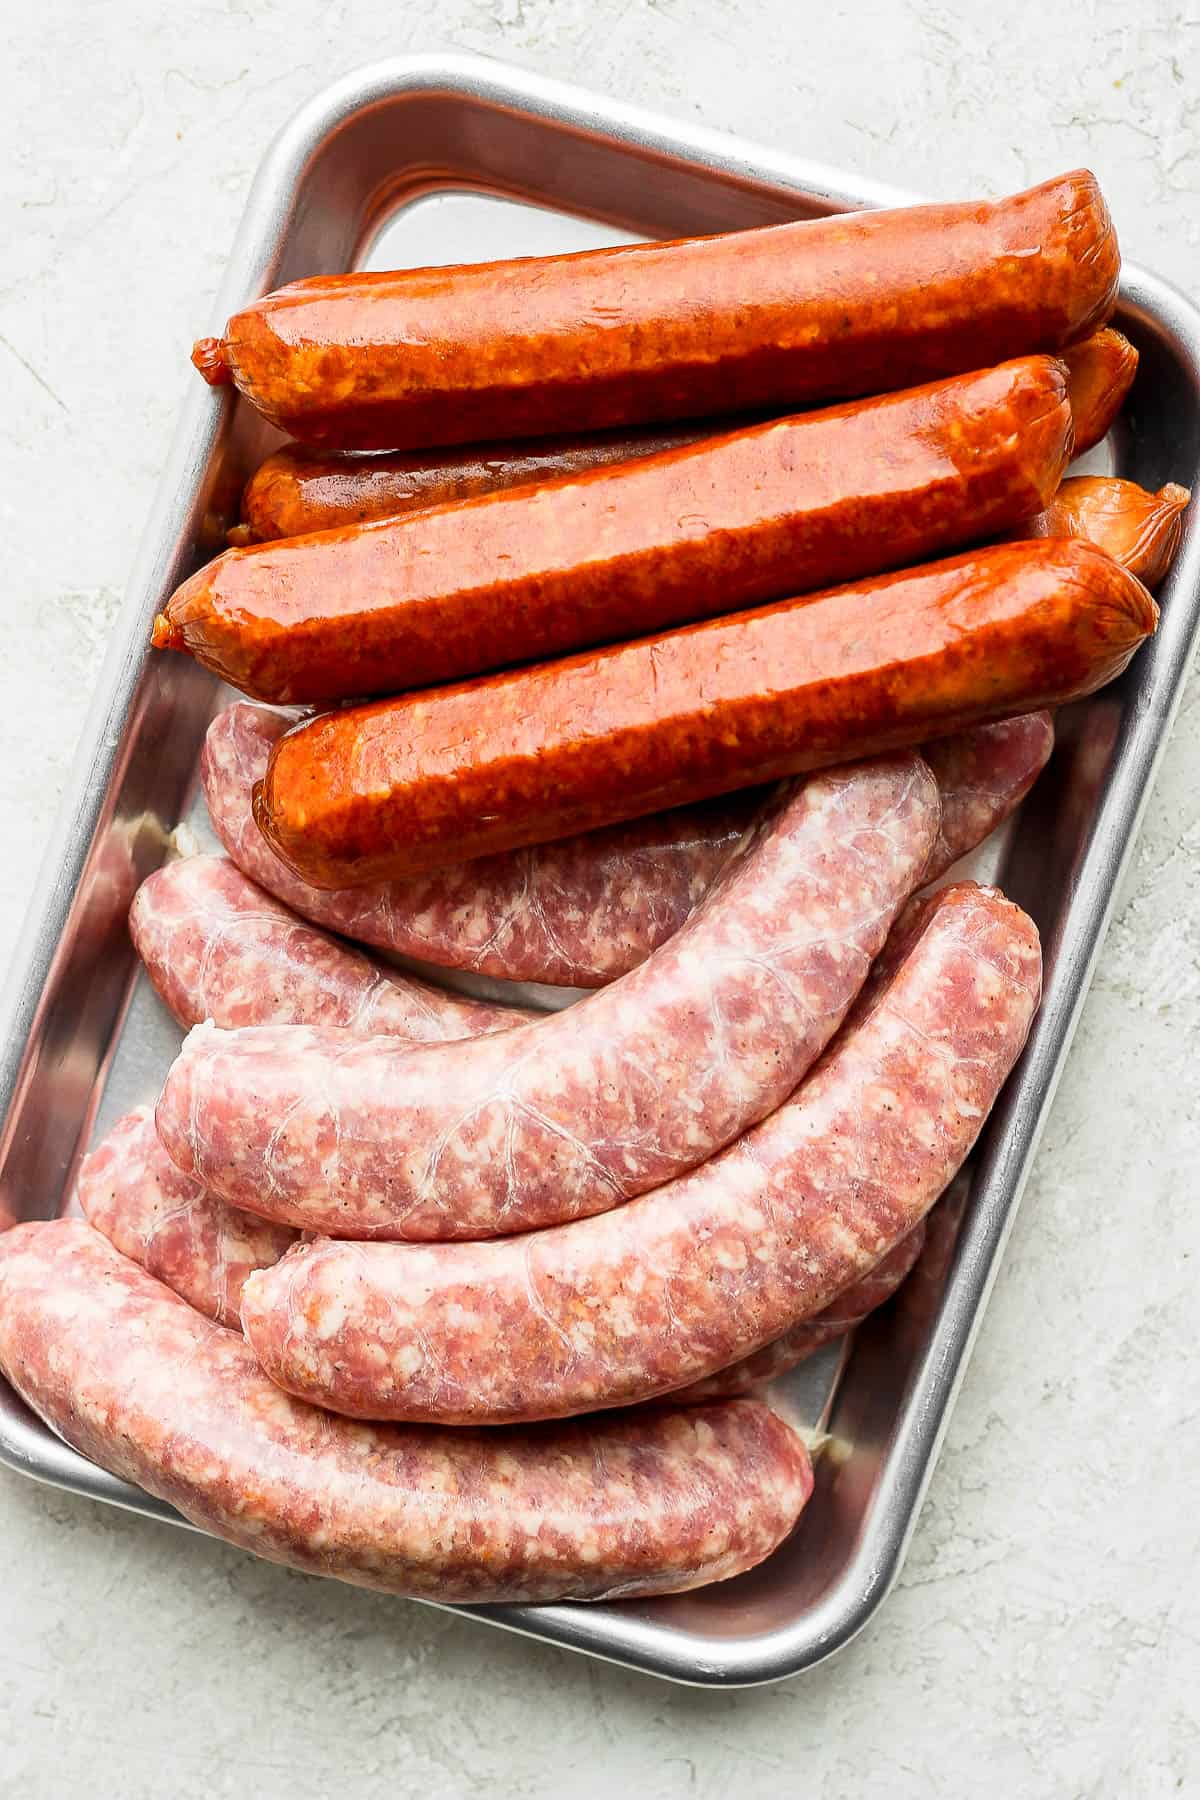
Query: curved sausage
232,420,730,544
130,854,531,1037
238,881,1042,1423
1022,477,1190,587
671,1221,928,1402
1062,327,1138,455
193,172,1117,450
156,757,941,1239
204,703,1050,987
0,1221,811,1603
156,357,1073,705
75,1106,295,1329
253,539,1155,890
203,701,749,989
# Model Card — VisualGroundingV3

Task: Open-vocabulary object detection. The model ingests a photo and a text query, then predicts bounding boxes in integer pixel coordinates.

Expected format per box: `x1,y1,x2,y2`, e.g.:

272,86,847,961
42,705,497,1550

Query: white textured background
2,4,1198,1795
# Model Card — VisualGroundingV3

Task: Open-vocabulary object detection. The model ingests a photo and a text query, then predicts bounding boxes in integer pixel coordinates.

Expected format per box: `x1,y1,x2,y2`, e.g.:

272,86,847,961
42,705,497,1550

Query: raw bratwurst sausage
253,539,1155,889
192,172,1117,451
130,854,531,1037
75,1106,296,1329
0,1220,812,1602
229,326,1134,545
156,357,1073,705
156,757,940,1239
203,703,1051,988
238,882,1042,1423
671,1221,929,1402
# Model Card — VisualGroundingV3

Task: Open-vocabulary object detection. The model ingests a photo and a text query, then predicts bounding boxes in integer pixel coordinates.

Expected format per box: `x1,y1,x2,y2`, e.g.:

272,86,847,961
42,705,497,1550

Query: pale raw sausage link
238,881,1041,1422
203,702,1051,988
75,1105,296,1328
0,1220,813,1604
130,854,531,1037
671,1220,928,1402
157,756,940,1239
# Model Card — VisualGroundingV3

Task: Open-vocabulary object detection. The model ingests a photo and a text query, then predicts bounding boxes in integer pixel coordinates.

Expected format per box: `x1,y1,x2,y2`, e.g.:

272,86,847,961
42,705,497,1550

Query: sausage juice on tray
193,172,1116,450
234,883,1042,1423
156,356,1072,704
155,757,940,1239
0,1222,812,1603
251,539,1156,889
231,325,1134,544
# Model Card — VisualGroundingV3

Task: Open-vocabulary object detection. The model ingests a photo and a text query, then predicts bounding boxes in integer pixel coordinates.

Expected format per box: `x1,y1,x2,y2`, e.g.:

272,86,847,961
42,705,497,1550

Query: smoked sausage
252,539,1156,890
130,854,531,1037
0,1220,812,1602
203,702,1051,987
1061,327,1138,455
237,882,1042,1423
75,1106,296,1329
155,757,940,1240
155,357,1072,704
231,325,1135,546
192,172,1117,451
1022,477,1190,587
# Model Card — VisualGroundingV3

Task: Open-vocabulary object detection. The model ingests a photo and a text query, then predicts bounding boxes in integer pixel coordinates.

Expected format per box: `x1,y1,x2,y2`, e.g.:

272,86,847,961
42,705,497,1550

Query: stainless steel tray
1,54,1198,1689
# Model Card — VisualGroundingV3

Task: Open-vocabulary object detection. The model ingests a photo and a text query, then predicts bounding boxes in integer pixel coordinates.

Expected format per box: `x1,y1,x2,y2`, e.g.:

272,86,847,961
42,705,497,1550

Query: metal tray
1,54,1198,1689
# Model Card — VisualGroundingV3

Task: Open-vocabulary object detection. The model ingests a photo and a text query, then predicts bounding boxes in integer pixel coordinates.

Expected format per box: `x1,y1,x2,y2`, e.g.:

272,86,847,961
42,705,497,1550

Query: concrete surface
1,2,1198,1795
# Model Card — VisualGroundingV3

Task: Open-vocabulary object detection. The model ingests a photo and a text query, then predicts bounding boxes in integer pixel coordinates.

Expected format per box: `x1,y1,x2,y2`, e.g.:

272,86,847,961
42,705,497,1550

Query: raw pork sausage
238,882,1042,1422
203,703,1050,987
252,539,1155,889
156,357,1072,704
130,854,530,1036
672,1222,928,1401
156,757,940,1239
0,1221,811,1602
75,1106,295,1328
192,172,1117,450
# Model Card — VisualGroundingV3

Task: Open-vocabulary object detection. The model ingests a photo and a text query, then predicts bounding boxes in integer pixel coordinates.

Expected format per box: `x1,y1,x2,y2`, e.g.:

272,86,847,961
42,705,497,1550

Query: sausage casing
156,357,1072,704
1023,477,1190,587
193,172,1117,451
0,1221,812,1602
1061,327,1139,455
238,882,1042,1423
155,757,940,1239
253,539,1155,889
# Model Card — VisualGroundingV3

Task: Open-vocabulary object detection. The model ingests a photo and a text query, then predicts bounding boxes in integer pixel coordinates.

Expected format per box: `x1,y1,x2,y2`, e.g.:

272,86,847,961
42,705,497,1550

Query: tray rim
2,50,1199,1689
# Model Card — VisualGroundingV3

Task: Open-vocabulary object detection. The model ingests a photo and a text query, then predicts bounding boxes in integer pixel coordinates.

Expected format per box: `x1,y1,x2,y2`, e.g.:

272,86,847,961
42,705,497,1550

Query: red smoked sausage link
155,356,1072,705
192,172,1117,451
253,538,1156,890
0,1221,812,1602
237,882,1042,1423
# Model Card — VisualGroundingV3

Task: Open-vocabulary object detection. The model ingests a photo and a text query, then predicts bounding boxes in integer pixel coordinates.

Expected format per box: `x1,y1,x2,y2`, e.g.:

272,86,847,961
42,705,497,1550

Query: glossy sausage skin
1023,477,1190,587
254,539,1156,889
233,421,728,543
1061,327,1138,455
235,325,1135,546
0,1221,811,1602
75,1106,296,1329
155,758,940,1240
130,854,531,1037
193,172,1117,451
672,1221,928,1401
156,358,1073,705
238,882,1042,1423
204,703,1050,987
